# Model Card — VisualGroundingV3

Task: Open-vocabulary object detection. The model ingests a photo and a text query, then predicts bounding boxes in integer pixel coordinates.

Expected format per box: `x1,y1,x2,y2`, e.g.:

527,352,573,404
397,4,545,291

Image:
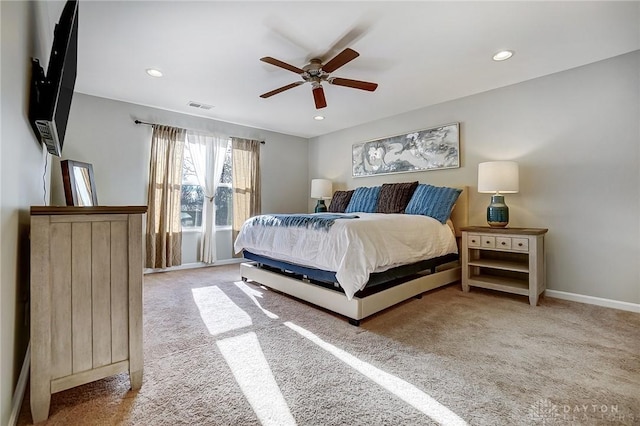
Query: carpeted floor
18,264,640,425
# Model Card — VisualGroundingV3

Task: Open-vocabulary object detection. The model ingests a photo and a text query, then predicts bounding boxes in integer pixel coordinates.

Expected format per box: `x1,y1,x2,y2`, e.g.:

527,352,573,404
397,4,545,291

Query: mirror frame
61,159,98,206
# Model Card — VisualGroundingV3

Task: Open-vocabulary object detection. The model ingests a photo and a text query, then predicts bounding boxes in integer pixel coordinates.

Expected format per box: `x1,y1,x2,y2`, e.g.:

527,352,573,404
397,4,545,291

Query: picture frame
352,122,460,177
61,159,98,206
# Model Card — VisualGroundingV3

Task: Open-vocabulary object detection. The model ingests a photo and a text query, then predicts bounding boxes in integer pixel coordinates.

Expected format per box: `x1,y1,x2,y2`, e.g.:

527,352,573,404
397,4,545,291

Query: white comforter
234,213,458,300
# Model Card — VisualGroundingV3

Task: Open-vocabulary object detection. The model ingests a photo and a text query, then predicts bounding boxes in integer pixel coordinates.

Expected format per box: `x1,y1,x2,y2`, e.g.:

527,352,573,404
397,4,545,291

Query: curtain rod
133,119,265,144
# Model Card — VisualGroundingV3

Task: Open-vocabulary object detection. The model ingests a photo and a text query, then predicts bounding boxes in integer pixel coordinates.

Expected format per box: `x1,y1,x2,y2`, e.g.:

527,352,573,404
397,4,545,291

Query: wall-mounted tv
29,0,78,157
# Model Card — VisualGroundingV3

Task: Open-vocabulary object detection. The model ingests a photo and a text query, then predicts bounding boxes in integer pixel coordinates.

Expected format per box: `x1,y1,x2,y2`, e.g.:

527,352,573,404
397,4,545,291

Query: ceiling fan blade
260,81,304,98
260,57,305,74
322,48,359,73
328,77,378,92
312,86,327,109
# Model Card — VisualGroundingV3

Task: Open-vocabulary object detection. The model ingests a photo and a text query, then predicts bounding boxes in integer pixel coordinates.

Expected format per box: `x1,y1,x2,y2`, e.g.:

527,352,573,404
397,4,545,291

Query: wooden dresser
30,206,147,423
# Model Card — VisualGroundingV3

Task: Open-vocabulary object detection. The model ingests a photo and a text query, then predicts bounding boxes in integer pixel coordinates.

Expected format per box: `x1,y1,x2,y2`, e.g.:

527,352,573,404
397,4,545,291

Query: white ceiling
48,1,640,138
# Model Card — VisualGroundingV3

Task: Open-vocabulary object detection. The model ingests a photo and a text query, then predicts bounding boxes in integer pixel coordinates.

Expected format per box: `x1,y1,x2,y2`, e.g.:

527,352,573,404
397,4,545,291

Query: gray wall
0,1,55,423
54,93,309,212
51,94,310,261
309,51,640,305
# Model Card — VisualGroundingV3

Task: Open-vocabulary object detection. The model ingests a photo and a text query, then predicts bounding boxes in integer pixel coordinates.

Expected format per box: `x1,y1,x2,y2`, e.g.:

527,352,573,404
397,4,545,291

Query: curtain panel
231,138,262,255
186,132,228,263
146,125,186,268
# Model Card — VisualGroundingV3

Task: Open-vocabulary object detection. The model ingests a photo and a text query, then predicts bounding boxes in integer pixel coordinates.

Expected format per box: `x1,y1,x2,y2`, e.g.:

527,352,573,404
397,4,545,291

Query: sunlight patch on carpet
192,286,252,336
234,281,279,319
284,322,468,426
217,332,296,426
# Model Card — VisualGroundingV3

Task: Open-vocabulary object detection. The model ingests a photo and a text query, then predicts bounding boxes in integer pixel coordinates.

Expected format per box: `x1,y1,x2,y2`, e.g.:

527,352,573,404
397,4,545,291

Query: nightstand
461,226,548,306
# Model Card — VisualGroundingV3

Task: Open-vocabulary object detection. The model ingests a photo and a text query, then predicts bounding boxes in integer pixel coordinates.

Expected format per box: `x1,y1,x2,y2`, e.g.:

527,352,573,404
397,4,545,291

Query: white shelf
467,258,528,273
467,274,529,296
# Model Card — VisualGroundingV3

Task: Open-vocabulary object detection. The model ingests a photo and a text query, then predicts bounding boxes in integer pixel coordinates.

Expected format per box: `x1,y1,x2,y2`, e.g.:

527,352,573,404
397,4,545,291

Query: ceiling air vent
187,101,214,110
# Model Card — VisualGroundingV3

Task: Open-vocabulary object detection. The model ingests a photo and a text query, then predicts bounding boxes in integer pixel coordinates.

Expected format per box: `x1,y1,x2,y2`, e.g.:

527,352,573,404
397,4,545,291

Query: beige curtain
231,138,261,255
146,125,186,268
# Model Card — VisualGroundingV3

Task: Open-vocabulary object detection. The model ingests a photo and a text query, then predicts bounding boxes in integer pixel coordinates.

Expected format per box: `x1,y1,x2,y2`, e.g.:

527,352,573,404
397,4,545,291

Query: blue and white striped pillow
405,184,461,223
345,186,381,213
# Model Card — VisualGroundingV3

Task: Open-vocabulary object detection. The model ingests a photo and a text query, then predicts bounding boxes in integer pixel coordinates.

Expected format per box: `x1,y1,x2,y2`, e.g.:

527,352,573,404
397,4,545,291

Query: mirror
61,160,98,206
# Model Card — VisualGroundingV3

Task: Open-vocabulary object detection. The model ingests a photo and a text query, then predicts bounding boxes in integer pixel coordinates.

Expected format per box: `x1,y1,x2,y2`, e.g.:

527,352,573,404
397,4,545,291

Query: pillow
405,184,462,223
345,186,381,213
328,190,354,213
376,181,419,214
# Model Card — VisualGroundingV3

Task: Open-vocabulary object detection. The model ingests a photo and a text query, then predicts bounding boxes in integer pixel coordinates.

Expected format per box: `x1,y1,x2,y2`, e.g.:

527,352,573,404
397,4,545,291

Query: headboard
450,186,469,238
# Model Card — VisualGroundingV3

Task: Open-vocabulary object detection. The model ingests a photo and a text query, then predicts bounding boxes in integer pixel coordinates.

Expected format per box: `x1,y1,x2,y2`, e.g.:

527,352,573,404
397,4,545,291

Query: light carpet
18,264,640,425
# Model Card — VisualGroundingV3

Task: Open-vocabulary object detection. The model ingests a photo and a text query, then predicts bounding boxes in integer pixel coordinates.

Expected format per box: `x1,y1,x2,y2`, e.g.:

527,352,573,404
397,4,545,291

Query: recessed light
146,68,163,77
314,115,325,121
492,50,514,61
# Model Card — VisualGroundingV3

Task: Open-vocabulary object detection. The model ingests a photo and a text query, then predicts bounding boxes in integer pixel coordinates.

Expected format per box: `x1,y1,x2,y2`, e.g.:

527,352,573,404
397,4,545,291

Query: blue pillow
405,184,462,223
345,186,381,213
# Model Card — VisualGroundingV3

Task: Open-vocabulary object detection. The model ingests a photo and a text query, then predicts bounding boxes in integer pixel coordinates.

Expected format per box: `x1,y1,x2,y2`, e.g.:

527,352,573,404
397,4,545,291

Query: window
180,139,232,229
215,142,233,227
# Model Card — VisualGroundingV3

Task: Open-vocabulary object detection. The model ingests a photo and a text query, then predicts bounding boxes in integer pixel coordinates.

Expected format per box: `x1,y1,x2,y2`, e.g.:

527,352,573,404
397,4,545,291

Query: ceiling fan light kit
260,48,378,109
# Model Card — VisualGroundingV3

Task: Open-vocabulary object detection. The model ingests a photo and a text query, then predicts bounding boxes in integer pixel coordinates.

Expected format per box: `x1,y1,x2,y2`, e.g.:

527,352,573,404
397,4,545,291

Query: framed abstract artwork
352,122,460,177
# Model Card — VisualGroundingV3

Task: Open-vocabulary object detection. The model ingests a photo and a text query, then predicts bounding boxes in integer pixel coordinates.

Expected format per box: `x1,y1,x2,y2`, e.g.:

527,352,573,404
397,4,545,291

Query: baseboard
8,341,30,426
545,290,640,313
144,258,244,274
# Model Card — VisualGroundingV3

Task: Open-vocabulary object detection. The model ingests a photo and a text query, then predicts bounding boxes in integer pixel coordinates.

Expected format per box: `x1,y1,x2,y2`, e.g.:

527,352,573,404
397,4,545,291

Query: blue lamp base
314,199,327,213
487,195,509,228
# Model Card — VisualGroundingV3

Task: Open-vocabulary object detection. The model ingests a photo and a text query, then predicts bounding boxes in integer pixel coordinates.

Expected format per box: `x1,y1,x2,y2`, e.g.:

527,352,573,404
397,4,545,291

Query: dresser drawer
467,234,481,248
512,238,529,252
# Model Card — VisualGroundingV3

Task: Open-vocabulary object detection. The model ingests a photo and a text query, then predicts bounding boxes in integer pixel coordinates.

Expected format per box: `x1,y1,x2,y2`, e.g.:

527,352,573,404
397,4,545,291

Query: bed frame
240,186,468,326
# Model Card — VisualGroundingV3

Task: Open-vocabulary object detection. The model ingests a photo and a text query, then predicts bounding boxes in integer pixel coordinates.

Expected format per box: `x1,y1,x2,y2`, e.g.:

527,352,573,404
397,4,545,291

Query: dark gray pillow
328,190,354,213
376,181,419,214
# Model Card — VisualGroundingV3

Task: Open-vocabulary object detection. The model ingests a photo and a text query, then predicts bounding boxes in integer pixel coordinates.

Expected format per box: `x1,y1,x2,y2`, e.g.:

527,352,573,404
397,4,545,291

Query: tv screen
29,0,78,157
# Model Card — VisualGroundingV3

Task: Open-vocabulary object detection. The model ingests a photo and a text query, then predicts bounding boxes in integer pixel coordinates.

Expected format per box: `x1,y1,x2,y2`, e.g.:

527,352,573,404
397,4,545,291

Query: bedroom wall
0,1,57,423
309,51,640,305
50,94,309,262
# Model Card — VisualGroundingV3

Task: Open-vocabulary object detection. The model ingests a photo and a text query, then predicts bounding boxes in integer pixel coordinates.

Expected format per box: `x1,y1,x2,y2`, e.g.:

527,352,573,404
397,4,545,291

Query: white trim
181,227,203,233
8,342,30,426
545,290,640,313
144,258,244,274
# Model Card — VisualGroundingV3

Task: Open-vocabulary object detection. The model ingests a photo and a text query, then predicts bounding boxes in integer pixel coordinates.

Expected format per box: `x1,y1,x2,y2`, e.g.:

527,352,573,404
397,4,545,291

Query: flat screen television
29,0,78,157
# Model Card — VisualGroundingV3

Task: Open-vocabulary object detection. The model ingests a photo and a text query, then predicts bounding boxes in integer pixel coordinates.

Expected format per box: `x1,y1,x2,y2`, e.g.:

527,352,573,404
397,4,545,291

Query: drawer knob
471,239,476,243
501,242,506,245
518,243,523,247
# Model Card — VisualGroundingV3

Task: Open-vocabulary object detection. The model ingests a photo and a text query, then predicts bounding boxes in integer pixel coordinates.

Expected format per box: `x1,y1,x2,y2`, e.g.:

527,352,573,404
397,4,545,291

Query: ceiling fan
259,48,378,109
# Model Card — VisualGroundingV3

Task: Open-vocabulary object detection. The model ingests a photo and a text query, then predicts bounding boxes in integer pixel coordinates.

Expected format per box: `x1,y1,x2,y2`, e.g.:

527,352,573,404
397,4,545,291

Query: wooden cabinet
30,206,147,423
461,226,547,306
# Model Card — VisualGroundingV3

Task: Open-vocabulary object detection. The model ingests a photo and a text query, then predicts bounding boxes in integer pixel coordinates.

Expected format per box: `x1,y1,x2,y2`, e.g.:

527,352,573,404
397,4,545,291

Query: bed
236,185,468,325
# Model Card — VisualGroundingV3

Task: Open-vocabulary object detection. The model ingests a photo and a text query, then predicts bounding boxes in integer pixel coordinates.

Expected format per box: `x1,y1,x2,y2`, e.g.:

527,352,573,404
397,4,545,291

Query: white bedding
234,213,458,300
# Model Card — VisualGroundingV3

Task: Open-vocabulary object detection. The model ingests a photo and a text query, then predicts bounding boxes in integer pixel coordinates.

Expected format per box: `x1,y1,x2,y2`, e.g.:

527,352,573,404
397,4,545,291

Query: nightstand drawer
481,236,496,248
512,238,529,252
467,234,481,247
496,237,512,249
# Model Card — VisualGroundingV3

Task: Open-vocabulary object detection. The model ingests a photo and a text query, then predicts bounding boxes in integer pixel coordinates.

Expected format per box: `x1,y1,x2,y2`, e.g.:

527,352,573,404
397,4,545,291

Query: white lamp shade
478,161,519,194
311,179,332,199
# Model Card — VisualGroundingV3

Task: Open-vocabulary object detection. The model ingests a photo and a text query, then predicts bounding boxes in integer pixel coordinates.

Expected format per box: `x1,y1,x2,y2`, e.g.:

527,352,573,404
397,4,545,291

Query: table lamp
478,161,519,227
311,179,332,213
